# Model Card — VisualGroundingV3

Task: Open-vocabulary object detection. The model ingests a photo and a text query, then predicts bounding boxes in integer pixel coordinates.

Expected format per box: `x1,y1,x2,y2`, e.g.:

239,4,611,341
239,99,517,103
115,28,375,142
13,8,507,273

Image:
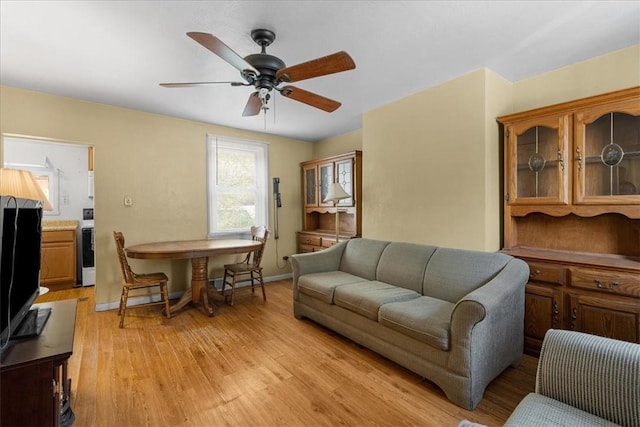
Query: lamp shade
324,182,350,203
0,168,53,211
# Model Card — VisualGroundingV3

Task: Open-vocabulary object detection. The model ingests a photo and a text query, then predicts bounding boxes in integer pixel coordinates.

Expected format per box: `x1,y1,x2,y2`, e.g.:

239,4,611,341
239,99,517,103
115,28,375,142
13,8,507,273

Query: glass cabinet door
318,162,334,207
574,99,640,204
506,114,570,205
303,164,317,207
335,159,354,206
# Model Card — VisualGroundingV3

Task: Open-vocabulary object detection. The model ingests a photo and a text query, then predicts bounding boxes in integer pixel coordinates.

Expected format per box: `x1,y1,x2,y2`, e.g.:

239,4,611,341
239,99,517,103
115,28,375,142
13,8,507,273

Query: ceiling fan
160,29,356,117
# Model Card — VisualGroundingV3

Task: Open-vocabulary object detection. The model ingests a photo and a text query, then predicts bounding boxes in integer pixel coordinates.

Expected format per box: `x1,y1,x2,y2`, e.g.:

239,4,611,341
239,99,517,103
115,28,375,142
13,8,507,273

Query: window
207,135,269,238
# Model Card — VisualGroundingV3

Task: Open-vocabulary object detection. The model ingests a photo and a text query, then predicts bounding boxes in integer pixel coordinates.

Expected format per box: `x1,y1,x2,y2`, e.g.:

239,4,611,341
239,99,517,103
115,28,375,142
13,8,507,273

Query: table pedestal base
166,256,228,316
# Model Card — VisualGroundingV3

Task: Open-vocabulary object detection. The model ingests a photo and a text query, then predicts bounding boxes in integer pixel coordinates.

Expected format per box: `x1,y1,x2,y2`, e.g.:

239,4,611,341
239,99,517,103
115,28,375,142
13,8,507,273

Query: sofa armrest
536,329,640,427
289,241,347,288
447,258,529,402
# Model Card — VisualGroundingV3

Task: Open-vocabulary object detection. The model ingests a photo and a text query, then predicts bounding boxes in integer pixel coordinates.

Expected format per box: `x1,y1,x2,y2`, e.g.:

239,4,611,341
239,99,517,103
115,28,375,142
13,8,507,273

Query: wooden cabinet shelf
298,151,362,253
498,87,640,355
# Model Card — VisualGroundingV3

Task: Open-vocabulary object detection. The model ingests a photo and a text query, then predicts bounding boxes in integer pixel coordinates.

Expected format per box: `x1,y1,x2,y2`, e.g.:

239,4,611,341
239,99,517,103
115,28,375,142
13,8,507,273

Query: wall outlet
123,195,133,207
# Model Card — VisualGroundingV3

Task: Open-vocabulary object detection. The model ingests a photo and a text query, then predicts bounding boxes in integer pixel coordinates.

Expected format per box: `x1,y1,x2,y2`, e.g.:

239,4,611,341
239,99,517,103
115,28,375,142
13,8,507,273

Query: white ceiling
1,1,638,142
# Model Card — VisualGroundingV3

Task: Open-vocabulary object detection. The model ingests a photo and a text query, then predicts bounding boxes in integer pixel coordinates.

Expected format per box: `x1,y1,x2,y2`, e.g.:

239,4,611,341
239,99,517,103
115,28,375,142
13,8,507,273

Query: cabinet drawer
526,262,566,286
321,237,336,248
298,235,322,246
570,267,640,298
42,230,75,243
299,244,319,253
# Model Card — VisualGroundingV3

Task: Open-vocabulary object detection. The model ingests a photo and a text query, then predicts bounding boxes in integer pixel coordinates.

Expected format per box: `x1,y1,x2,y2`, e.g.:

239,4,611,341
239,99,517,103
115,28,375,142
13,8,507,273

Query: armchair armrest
536,329,640,427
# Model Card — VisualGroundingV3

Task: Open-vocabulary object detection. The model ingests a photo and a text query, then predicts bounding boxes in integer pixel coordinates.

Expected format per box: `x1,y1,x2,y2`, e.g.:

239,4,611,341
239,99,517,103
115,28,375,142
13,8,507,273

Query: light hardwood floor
36,280,537,426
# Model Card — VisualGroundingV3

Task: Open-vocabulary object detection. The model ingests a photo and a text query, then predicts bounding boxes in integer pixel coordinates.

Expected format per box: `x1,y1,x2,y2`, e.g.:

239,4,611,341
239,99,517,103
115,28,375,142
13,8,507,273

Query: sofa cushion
422,248,512,303
378,296,454,350
340,239,390,280
333,281,420,320
376,242,437,293
297,271,368,304
504,393,621,427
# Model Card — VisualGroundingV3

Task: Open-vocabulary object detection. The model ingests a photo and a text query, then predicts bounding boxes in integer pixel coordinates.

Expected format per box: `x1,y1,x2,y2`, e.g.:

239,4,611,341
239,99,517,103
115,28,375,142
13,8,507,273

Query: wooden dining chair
221,226,270,306
113,231,171,328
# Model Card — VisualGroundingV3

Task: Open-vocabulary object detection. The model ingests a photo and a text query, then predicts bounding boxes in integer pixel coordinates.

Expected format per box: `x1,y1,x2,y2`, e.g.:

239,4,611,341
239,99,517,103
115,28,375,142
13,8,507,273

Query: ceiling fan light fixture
162,29,355,117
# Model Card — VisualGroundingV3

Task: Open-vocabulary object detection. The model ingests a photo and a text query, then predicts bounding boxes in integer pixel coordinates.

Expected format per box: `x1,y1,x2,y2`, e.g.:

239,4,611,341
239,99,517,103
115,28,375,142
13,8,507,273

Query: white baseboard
95,273,292,312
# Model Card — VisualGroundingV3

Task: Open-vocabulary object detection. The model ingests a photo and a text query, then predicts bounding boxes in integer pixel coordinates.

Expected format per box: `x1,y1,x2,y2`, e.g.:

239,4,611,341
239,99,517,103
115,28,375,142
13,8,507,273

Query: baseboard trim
95,273,292,312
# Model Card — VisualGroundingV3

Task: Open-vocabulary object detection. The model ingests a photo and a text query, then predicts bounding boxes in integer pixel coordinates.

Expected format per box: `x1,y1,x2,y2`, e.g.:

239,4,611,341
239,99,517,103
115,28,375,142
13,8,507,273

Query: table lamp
324,182,350,244
0,168,53,211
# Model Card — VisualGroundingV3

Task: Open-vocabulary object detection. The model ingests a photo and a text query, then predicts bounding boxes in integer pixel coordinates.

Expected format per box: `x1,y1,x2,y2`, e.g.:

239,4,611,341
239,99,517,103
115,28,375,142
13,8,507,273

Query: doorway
2,135,95,287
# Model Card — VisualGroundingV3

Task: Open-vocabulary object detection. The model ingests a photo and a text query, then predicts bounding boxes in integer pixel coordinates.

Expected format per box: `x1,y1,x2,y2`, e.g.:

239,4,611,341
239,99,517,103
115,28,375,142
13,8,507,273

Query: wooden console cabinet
498,87,640,356
1,299,77,427
41,229,77,289
298,151,362,252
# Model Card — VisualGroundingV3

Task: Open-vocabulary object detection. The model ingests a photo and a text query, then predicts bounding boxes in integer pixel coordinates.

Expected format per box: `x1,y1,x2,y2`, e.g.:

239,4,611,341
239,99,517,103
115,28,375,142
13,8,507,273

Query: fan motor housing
244,53,285,89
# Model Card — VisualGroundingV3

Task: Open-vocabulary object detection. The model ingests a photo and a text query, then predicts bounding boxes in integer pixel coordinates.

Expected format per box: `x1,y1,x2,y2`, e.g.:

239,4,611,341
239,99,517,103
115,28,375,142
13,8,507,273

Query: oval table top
126,239,262,260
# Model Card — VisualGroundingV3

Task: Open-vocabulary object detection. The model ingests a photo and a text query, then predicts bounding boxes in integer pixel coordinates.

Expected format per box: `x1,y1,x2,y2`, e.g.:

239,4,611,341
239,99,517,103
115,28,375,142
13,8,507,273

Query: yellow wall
362,69,511,250
311,128,362,159
512,45,640,111
321,44,638,251
0,86,312,306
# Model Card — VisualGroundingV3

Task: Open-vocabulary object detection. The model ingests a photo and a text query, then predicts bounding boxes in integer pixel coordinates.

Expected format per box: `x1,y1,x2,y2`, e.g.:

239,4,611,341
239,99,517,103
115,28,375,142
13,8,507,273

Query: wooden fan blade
276,51,355,83
242,92,262,116
187,32,259,75
280,86,341,112
160,81,246,88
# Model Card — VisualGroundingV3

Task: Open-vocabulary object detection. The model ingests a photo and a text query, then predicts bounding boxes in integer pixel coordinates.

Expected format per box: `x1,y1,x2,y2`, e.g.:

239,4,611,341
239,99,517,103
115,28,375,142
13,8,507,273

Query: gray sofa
289,238,529,410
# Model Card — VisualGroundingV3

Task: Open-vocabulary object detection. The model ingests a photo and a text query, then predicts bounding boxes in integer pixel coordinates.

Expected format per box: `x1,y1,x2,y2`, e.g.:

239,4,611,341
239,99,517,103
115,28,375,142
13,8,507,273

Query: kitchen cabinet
298,151,362,252
498,87,640,355
41,228,77,289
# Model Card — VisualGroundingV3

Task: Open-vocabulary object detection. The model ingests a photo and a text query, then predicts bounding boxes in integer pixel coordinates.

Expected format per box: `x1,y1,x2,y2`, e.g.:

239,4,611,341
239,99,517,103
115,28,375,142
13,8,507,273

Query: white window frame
206,134,269,239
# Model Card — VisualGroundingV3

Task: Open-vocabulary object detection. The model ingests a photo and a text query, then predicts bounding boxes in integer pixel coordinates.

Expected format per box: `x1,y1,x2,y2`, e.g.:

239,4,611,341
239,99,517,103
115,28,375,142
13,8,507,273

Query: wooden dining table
125,239,262,316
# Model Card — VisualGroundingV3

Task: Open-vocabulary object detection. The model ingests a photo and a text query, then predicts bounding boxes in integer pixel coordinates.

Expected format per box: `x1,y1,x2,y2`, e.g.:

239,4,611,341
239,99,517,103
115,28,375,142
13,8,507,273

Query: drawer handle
530,270,541,278
594,279,619,290
594,279,609,289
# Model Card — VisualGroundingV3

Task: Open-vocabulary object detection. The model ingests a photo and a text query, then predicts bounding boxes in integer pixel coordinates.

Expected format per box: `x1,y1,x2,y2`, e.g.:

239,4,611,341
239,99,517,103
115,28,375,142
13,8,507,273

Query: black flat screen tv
0,196,45,348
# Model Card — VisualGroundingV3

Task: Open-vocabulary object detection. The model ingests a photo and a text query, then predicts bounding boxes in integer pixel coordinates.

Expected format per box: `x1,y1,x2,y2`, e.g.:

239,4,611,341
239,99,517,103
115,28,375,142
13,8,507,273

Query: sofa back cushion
340,239,390,280
376,242,437,293
422,247,511,302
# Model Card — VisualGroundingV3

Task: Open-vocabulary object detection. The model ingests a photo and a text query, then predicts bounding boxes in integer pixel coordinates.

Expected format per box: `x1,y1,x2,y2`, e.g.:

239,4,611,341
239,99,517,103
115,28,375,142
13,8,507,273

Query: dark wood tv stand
1,299,77,427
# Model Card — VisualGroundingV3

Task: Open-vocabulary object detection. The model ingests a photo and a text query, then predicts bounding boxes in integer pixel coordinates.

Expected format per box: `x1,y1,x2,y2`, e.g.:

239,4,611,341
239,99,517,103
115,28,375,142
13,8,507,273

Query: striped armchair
505,329,640,427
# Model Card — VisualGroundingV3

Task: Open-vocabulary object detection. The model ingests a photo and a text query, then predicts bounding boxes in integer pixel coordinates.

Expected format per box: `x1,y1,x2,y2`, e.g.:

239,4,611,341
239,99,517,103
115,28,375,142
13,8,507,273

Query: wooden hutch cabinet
298,151,362,252
498,87,640,356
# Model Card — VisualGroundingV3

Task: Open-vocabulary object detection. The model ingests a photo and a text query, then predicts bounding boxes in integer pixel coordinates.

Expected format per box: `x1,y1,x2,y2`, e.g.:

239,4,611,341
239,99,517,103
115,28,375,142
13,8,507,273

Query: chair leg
250,271,255,294
229,274,237,306
119,288,128,328
161,281,171,319
221,269,229,299
258,271,266,302
118,288,125,316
